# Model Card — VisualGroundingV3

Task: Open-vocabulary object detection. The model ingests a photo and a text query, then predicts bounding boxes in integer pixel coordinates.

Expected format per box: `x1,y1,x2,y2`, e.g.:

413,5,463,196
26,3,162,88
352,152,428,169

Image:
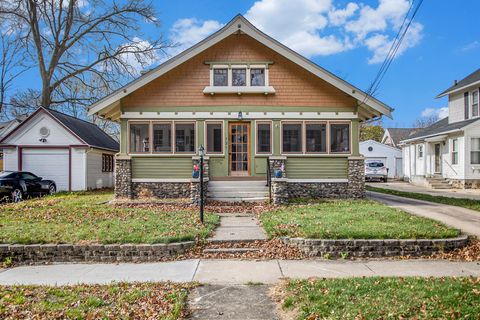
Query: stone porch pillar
115,155,132,199
270,156,288,204
347,156,365,198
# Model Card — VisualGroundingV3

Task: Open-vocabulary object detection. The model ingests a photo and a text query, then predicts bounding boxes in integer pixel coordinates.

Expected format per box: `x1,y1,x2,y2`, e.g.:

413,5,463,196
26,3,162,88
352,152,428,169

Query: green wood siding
286,157,348,179
132,157,191,179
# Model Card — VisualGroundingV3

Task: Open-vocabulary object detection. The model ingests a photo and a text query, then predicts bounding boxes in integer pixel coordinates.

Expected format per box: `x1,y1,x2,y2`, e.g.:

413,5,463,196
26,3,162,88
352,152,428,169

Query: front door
229,122,250,176
434,143,442,174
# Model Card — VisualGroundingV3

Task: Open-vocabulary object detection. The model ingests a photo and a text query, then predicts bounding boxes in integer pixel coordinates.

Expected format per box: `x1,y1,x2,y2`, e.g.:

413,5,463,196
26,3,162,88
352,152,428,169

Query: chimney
454,79,458,86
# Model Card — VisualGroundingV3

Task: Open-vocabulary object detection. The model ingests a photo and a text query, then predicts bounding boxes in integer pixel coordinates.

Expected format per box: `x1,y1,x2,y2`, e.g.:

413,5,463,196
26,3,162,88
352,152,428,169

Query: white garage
360,139,403,179
0,107,119,191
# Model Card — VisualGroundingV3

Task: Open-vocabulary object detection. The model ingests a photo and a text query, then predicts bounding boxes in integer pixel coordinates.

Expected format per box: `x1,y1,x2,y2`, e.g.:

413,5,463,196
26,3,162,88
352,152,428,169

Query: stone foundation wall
132,182,191,198
0,242,195,265
271,157,365,204
282,235,469,258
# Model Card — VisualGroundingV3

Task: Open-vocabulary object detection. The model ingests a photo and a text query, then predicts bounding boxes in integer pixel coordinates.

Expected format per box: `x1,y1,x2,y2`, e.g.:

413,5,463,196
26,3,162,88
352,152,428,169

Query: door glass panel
230,123,249,176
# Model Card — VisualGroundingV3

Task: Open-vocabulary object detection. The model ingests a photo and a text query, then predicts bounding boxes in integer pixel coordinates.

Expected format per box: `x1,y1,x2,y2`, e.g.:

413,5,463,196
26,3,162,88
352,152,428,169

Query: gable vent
39,126,50,138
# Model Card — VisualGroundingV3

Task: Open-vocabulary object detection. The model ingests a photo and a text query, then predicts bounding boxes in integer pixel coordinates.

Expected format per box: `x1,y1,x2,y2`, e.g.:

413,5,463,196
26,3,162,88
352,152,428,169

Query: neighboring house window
452,139,458,165
282,123,302,153
330,123,350,153
213,68,228,86
417,145,424,158
232,68,247,86
471,138,480,164
206,122,223,154
175,123,195,153
256,122,271,154
472,90,479,118
250,68,265,86
128,121,196,154
102,154,114,172
464,92,470,119
153,122,172,153
306,122,327,153
129,123,149,153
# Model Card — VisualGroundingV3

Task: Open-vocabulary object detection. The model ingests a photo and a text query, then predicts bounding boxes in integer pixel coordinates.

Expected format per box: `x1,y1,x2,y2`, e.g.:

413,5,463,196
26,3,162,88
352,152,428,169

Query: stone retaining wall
282,235,469,258
0,242,195,265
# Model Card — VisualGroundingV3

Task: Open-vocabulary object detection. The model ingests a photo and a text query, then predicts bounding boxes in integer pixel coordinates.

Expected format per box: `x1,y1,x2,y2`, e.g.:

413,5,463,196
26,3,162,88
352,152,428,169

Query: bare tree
413,114,439,128
0,0,170,109
0,30,28,117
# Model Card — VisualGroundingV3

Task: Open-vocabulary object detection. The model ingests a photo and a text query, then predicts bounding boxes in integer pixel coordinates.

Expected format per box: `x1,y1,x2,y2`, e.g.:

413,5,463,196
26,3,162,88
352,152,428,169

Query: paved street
368,191,480,237
1,259,479,286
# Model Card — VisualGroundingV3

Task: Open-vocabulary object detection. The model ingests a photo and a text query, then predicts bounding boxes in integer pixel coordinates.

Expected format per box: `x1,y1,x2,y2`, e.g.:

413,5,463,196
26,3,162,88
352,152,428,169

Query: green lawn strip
367,185,480,212
260,200,459,239
0,282,195,319
0,190,219,245
282,277,480,320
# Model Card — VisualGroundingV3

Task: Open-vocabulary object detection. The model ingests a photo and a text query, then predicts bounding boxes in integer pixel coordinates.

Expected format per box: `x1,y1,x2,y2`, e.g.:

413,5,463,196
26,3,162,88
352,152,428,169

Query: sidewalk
368,181,480,200
368,191,480,237
1,259,479,285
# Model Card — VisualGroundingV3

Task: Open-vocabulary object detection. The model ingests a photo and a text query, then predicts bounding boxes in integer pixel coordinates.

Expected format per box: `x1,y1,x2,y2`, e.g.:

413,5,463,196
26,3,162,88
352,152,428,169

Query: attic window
204,62,275,95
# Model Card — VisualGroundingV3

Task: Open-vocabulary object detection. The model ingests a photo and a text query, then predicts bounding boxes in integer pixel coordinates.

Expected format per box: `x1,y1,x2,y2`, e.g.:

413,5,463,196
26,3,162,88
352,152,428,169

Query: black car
0,171,56,202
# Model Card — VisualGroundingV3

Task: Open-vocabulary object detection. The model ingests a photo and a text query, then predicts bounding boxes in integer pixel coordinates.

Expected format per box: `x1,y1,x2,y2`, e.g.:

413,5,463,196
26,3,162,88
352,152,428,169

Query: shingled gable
88,14,393,121
0,107,119,152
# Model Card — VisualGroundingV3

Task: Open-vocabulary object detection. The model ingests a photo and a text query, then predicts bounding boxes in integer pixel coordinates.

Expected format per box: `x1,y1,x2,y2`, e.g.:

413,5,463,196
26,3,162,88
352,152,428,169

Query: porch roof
401,117,480,143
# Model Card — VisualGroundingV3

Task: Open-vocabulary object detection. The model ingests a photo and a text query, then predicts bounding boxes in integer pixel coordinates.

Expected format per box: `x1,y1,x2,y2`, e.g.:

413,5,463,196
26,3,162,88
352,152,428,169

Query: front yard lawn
280,277,480,320
367,185,480,212
260,200,459,239
0,282,194,319
0,191,219,244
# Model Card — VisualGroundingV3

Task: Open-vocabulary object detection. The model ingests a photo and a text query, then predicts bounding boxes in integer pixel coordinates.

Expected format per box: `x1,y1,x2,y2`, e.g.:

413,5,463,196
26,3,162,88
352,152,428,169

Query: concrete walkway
1,259,479,286
368,181,480,200
368,191,480,237
208,213,267,242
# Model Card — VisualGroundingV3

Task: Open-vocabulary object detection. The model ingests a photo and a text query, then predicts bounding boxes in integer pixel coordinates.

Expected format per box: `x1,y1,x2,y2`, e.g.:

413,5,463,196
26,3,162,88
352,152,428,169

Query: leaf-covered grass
260,200,459,239
367,185,480,213
0,282,195,320
0,190,219,244
281,277,480,320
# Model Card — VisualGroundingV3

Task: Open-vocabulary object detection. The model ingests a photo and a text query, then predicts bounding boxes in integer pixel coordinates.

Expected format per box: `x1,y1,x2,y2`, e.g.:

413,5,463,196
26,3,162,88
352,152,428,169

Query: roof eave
400,128,464,144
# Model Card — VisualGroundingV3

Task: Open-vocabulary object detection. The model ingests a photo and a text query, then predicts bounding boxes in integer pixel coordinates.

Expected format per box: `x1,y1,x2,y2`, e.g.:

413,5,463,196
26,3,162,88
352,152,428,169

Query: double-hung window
471,138,480,164
281,121,349,154
452,139,458,165
129,121,196,154
472,90,479,118
256,122,272,154
206,122,223,154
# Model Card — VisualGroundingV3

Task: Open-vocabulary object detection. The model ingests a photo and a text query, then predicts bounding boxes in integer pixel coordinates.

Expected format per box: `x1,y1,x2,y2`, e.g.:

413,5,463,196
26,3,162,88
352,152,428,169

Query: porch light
237,111,243,120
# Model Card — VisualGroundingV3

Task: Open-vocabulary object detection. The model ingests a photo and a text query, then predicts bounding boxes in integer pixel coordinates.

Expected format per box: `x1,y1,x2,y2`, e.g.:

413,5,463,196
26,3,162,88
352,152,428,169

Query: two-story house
88,15,392,203
402,68,480,189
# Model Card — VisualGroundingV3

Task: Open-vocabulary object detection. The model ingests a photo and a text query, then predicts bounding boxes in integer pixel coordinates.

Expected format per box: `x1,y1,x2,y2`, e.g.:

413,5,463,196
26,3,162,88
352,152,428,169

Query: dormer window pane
251,68,265,86
232,68,246,86
213,69,228,86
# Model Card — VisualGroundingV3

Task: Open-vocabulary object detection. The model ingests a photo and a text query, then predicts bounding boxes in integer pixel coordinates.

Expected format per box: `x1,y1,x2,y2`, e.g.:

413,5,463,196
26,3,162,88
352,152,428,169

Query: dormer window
204,61,275,95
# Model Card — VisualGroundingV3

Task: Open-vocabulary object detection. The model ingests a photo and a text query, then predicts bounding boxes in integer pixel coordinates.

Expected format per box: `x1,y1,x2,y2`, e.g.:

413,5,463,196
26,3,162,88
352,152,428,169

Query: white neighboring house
360,140,403,179
0,107,119,191
402,68,480,189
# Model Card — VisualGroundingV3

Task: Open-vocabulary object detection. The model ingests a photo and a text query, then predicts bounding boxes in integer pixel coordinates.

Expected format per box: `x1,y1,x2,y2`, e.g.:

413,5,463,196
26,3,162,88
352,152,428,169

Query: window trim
280,120,351,155
209,63,270,87
451,138,458,165
204,120,225,156
255,120,273,155
470,89,479,118
471,137,480,165
329,121,352,155
127,120,197,156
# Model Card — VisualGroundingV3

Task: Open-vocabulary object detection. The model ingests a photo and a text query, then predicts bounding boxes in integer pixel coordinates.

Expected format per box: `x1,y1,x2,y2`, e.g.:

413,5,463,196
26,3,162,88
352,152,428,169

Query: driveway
368,191,480,237
368,181,480,200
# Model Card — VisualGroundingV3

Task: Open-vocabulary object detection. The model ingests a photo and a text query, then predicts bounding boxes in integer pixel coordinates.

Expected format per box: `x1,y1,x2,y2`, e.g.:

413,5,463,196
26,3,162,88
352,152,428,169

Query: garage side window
129,123,149,153
102,154,114,172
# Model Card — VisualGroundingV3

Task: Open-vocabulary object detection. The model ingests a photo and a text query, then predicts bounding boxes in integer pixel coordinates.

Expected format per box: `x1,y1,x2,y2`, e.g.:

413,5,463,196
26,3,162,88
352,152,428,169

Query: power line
362,0,425,106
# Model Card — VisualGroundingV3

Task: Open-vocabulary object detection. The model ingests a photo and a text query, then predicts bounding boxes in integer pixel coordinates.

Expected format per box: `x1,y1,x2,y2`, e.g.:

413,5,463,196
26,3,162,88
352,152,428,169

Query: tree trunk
41,84,51,108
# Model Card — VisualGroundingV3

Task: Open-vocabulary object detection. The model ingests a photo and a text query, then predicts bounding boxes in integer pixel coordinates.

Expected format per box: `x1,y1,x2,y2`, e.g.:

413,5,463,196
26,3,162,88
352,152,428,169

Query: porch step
208,181,269,202
203,248,262,254
426,177,452,189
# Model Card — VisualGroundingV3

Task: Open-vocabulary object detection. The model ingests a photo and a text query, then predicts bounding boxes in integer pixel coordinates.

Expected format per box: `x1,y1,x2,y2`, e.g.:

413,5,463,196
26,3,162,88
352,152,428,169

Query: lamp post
198,145,205,224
